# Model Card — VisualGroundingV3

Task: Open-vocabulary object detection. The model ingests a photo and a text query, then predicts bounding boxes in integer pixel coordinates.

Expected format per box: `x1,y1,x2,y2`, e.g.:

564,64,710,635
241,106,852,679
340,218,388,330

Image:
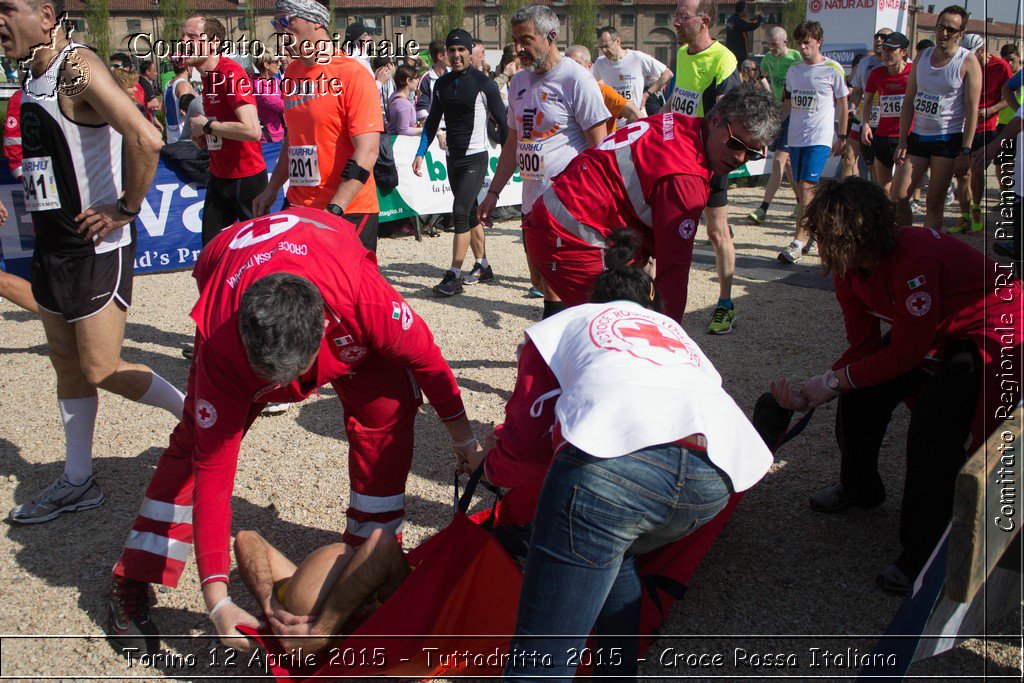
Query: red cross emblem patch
906,292,932,317
196,399,218,428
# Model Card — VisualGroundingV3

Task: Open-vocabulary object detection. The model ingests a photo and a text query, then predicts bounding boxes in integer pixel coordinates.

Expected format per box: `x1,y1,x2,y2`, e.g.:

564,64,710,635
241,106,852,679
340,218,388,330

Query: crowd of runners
0,0,1020,678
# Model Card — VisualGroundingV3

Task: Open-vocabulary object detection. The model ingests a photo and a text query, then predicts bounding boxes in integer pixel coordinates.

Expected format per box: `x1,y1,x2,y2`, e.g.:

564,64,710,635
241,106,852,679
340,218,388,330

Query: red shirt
865,63,911,138
832,227,1021,446
133,83,152,121
4,89,22,178
201,56,266,179
979,56,1012,132
189,207,465,582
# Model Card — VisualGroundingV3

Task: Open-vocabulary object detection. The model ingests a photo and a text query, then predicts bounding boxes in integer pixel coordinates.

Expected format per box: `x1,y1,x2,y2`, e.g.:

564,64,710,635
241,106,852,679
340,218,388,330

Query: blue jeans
503,443,732,681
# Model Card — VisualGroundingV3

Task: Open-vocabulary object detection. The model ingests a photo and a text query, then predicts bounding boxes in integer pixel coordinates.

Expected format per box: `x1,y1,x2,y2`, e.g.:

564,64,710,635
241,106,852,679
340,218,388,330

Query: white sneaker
9,473,105,524
802,238,818,256
910,200,924,215
262,402,290,416
778,241,803,264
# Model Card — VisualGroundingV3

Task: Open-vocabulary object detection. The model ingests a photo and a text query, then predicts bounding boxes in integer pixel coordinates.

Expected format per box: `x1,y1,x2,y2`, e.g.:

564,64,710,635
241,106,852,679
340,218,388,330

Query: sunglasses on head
726,121,765,161
271,14,294,31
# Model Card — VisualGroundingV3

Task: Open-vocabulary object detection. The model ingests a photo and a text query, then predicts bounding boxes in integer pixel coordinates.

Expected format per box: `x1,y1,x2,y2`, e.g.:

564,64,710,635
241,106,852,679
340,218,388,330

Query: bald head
766,26,789,56
566,44,593,68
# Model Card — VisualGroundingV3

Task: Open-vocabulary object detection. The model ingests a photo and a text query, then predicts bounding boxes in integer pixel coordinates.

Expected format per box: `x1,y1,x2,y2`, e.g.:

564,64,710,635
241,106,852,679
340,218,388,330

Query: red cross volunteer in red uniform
107,207,479,651
524,84,779,323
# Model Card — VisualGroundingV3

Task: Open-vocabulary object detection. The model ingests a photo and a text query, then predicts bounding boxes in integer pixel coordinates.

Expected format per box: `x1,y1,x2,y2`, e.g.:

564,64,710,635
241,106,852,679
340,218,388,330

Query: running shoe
460,271,479,286
8,473,105,524
107,575,160,656
970,205,983,233
707,306,736,335
778,240,802,264
802,238,818,256
433,271,463,297
469,262,495,283
747,207,766,224
910,199,924,215
262,402,290,416
527,286,544,298
947,214,971,234
945,186,956,205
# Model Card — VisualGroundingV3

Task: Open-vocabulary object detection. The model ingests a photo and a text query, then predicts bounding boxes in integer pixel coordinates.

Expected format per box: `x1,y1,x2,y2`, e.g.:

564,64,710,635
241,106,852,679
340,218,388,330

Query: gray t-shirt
507,57,610,212
180,96,205,140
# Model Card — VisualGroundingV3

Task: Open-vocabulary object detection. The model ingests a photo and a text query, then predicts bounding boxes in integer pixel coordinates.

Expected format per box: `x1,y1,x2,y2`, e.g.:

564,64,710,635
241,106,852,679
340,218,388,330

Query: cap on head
345,22,368,44
880,32,910,50
962,33,984,52
446,28,474,51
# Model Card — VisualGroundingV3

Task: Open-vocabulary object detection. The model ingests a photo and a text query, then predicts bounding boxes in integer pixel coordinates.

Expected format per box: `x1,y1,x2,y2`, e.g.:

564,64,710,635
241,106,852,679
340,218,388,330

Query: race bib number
21,156,60,212
288,145,322,186
205,133,222,151
880,94,903,118
516,140,545,181
868,105,881,126
616,85,633,101
913,91,943,120
792,90,818,111
671,88,701,117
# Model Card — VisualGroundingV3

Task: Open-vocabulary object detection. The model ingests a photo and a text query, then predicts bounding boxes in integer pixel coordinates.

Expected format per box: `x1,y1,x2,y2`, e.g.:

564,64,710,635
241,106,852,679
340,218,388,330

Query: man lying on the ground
235,528,411,653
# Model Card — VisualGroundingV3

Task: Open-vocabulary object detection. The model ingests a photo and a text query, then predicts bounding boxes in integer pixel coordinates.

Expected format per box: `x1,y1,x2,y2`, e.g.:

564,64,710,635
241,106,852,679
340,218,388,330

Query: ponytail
590,229,662,312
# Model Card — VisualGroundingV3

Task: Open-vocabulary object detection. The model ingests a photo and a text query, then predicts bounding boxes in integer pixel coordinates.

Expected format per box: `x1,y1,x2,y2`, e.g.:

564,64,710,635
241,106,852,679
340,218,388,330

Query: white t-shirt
593,49,667,115
786,59,849,148
852,52,884,91
507,58,611,213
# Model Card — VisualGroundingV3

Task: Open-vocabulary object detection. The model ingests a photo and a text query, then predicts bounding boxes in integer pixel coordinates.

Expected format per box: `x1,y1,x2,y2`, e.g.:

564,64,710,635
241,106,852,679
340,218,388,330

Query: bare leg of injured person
235,528,410,653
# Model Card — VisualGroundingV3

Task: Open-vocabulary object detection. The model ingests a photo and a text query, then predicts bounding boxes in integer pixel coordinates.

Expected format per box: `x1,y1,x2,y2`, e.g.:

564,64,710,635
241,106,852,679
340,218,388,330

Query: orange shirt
282,53,384,214
599,83,628,132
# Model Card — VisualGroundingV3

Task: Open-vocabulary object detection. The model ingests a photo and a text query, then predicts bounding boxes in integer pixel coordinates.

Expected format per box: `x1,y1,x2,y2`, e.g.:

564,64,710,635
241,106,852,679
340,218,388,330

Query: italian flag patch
907,276,926,290
392,302,402,320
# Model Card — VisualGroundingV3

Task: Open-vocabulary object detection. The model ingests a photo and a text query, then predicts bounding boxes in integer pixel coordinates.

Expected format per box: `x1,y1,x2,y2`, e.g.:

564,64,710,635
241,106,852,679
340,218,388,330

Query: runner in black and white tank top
22,42,129,255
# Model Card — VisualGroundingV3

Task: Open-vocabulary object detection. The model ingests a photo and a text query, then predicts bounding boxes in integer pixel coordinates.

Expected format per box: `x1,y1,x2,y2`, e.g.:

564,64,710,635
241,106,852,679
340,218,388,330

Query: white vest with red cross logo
525,302,772,492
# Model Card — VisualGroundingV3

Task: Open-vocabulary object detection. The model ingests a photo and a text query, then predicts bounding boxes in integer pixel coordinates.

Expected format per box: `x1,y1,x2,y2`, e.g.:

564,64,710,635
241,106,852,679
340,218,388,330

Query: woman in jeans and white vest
462,230,773,680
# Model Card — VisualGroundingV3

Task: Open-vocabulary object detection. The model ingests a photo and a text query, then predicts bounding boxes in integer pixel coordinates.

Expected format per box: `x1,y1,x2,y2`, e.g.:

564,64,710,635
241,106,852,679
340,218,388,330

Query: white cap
962,33,984,53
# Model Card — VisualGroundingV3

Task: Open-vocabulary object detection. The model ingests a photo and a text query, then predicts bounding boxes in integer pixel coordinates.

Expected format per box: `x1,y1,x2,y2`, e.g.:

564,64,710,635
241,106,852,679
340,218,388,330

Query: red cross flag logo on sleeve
906,292,932,317
195,399,217,428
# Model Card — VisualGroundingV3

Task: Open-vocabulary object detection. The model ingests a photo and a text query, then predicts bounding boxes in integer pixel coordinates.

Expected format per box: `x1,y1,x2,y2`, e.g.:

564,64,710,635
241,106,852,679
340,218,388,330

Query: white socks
138,372,185,420
60,397,97,485
477,258,489,268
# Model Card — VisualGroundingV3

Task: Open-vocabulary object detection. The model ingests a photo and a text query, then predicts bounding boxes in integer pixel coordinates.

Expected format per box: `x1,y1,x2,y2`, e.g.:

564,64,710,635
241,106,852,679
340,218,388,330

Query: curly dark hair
802,176,899,276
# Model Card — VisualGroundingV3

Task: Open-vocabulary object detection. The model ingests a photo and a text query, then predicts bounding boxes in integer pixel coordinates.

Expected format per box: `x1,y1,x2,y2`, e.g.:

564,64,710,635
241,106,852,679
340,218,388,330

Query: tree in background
781,0,806,39
569,0,598,54
433,0,465,39
243,0,258,41
160,0,189,54
83,0,112,63
501,0,527,42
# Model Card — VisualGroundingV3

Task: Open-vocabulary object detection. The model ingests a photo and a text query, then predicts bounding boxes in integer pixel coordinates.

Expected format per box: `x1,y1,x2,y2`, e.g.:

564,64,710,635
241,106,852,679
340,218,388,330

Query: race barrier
1,131,778,279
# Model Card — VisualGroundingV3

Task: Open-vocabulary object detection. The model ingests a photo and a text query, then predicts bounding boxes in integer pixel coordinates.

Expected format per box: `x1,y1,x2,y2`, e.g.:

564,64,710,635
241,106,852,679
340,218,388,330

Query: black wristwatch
838,133,848,141
959,146,972,156
116,197,140,218
202,119,214,135
326,203,345,216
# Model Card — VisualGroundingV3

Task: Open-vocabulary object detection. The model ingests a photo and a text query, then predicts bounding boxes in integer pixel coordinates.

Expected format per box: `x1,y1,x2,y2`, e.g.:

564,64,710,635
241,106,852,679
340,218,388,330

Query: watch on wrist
838,133,848,141
960,146,972,156
116,197,140,218
202,119,213,135
826,370,841,392
326,203,345,216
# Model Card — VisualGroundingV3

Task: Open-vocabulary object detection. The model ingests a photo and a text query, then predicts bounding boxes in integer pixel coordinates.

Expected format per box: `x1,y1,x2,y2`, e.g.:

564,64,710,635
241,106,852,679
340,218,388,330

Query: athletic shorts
907,132,963,160
345,212,380,253
790,145,831,183
871,136,900,168
202,171,269,246
770,116,790,153
448,152,488,234
32,241,136,322
971,129,998,151
707,173,728,208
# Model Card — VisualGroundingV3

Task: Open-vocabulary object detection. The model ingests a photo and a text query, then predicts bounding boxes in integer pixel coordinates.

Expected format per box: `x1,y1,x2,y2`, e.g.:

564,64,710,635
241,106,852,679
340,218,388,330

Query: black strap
453,462,502,518
777,408,815,450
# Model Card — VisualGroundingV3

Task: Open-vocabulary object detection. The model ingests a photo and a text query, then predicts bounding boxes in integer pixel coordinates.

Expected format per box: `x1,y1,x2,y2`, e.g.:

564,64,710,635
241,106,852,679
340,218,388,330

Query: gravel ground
0,177,1019,680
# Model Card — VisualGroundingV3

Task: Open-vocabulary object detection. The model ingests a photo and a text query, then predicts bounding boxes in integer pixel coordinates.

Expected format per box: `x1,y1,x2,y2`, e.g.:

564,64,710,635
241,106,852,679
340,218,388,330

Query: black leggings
201,171,269,246
835,339,982,577
448,151,488,234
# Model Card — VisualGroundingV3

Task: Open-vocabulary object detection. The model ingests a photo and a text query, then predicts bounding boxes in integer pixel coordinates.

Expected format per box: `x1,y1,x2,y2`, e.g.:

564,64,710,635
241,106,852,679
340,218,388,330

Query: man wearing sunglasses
512,84,779,325
845,28,894,180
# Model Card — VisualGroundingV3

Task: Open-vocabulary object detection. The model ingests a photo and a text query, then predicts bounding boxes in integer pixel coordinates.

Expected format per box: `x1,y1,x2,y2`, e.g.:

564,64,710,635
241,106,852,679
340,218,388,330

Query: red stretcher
241,465,743,681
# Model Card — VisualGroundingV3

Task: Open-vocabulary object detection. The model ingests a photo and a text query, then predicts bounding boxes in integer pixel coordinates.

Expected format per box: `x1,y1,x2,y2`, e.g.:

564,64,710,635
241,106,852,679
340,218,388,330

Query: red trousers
523,202,696,323
113,352,421,588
